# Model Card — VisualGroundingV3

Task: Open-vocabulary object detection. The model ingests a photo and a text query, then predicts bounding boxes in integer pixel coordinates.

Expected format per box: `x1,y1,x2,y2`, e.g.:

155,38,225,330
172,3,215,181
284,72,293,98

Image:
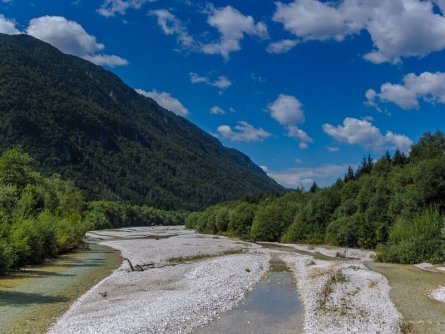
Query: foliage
0,148,89,274
186,131,445,264
0,33,283,211
85,201,187,230
378,209,445,263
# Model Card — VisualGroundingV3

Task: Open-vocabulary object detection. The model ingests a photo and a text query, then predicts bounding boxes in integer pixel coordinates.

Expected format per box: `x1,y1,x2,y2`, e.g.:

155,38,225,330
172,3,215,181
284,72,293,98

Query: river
0,243,121,334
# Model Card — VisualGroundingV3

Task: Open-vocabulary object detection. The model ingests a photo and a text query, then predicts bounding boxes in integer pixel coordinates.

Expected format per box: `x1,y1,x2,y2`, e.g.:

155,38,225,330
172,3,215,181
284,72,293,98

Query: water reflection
195,257,304,334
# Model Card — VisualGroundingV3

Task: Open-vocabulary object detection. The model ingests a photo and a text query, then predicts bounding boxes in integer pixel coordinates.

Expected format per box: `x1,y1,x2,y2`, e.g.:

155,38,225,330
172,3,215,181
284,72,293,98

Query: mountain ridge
0,33,283,210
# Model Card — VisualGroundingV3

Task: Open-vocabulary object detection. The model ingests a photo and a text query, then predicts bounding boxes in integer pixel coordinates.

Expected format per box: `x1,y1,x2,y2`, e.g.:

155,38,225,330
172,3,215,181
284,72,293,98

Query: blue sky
2,0,445,189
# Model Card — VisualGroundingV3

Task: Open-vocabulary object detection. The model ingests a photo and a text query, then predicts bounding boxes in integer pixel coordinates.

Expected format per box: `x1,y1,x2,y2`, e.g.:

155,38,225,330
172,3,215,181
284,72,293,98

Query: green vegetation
0,33,282,211
85,200,187,230
0,148,89,274
0,148,187,275
187,131,445,264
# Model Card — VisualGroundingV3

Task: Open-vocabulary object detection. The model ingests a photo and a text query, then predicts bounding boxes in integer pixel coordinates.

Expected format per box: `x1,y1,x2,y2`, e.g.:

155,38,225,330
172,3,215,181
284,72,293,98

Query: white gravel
273,242,376,261
431,286,445,303
48,227,269,334
279,250,402,334
48,227,403,334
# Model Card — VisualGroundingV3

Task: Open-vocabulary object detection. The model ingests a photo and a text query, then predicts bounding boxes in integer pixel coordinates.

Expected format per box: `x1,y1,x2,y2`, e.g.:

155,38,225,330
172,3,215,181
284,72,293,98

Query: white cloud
189,72,232,91
265,163,353,189
250,73,266,83
327,146,340,152
136,89,188,117
201,6,268,59
366,71,445,110
210,106,225,115
267,94,312,148
260,165,269,173
97,0,155,17
323,117,412,152
273,0,445,64
84,54,128,67
0,14,19,34
273,0,364,42
266,39,298,54
27,16,104,55
268,94,305,125
150,9,194,48
217,121,271,142
26,16,127,67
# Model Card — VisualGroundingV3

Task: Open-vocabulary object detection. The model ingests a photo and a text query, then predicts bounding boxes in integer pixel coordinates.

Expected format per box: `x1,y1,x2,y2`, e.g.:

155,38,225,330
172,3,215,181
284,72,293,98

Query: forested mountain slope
0,34,283,210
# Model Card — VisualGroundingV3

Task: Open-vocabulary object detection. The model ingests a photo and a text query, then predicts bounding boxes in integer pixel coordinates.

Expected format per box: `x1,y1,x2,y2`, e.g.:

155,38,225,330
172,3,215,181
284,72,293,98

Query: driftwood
123,257,135,271
123,257,145,272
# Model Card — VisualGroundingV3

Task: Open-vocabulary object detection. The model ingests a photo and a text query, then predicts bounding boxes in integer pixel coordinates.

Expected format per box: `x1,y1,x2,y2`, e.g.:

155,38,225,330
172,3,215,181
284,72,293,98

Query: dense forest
85,200,187,230
0,148,186,274
186,131,445,264
0,33,283,211
0,148,88,273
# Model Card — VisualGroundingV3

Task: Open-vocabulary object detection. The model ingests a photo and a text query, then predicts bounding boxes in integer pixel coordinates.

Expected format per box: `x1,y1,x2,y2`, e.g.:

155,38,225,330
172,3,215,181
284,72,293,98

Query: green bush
378,209,445,263
0,148,89,273
228,202,256,239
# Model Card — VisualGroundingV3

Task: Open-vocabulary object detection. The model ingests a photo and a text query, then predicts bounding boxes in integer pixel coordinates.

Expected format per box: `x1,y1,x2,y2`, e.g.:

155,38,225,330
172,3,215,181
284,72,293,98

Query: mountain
0,33,283,210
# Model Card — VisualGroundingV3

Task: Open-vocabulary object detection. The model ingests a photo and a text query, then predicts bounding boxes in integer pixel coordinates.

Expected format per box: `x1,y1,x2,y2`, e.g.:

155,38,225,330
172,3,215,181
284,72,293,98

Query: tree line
0,148,186,274
186,131,445,264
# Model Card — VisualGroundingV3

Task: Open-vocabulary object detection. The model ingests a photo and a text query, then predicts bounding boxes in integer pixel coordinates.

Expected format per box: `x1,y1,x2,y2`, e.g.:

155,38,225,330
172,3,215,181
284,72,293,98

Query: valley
8,226,439,334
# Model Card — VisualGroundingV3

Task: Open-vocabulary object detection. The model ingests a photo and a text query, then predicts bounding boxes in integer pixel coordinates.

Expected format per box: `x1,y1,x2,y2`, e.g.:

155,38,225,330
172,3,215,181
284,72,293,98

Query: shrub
378,209,445,263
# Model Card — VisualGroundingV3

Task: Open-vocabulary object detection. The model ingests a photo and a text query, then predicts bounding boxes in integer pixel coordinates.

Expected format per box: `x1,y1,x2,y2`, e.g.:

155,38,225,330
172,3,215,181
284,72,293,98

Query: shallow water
0,243,121,334
366,262,445,334
195,256,304,334
259,242,342,261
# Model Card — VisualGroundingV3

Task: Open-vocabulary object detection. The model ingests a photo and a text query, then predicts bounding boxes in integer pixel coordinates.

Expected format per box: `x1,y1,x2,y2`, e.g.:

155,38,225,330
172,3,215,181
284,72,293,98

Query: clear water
195,257,304,334
366,262,445,334
0,243,121,334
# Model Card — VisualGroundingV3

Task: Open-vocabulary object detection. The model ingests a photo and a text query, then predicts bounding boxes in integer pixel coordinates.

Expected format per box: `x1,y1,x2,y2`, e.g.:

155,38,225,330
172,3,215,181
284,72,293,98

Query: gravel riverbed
48,226,405,334
280,252,401,334
48,227,269,334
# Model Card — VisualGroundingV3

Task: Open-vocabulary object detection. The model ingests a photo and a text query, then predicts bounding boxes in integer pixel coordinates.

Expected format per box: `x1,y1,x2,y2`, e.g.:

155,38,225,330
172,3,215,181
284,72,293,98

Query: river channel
0,243,121,334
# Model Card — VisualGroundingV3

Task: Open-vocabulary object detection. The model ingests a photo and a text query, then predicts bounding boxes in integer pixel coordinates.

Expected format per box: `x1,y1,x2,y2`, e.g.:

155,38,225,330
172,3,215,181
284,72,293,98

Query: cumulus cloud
210,106,225,115
273,0,445,64
267,94,312,148
83,54,129,67
265,163,353,189
217,121,271,142
366,71,445,110
189,72,232,91
267,39,298,54
323,117,412,152
150,9,194,48
97,0,155,17
136,89,188,117
27,16,104,55
0,14,19,34
201,5,268,59
26,16,127,67
273,0,364,42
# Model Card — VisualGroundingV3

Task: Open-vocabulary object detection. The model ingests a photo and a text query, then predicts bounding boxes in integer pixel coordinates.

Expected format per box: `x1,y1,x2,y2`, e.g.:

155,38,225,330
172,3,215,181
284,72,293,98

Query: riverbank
0,243,120,334
48,226,269,334
48,226,444,333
